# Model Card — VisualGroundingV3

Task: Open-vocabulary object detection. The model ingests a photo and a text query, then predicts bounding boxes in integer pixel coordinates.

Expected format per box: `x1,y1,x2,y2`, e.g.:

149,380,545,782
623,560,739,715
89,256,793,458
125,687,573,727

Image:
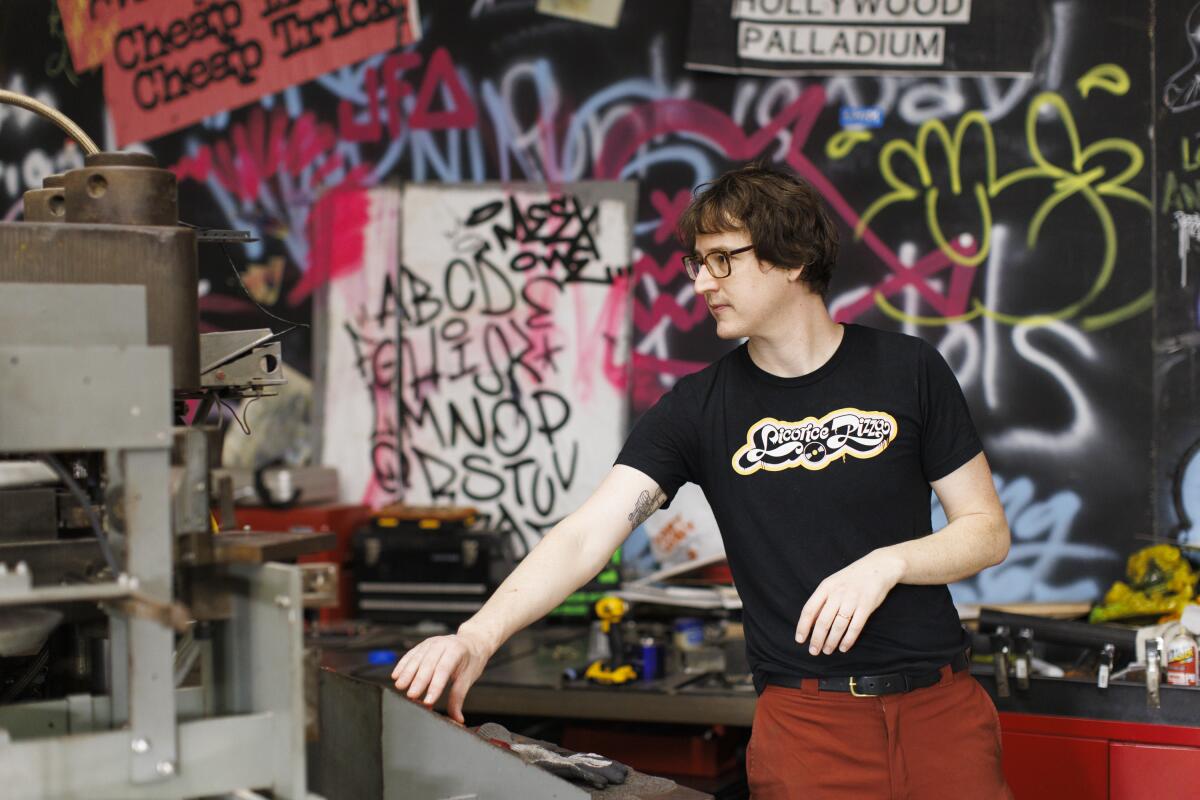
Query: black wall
0,0,1170,602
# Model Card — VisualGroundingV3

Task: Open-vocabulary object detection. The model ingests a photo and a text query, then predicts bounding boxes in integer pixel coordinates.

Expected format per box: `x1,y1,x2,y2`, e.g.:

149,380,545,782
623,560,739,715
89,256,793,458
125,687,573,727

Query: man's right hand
389,468,668,723
391,627,494,724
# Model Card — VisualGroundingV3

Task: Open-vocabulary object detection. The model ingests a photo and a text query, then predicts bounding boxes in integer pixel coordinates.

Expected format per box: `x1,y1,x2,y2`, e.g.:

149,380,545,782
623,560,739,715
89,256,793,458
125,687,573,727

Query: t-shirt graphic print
733,408,899,475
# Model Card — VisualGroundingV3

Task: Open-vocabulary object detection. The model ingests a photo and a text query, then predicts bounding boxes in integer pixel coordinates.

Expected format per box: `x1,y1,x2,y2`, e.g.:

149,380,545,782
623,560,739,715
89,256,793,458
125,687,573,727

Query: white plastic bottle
1166,630,1200,687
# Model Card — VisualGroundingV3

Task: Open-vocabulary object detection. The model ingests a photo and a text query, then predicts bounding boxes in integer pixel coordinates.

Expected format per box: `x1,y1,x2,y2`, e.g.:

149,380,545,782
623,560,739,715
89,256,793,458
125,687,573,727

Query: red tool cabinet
1000,713,1200,799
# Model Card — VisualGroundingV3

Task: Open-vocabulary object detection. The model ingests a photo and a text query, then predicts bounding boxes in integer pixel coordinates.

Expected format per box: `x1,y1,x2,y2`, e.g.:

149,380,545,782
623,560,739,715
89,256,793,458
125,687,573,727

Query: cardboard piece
536,0,624,29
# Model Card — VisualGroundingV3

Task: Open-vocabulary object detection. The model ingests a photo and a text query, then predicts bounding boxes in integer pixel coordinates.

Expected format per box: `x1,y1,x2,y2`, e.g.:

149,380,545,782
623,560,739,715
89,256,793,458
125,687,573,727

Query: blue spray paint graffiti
942,474,1119,603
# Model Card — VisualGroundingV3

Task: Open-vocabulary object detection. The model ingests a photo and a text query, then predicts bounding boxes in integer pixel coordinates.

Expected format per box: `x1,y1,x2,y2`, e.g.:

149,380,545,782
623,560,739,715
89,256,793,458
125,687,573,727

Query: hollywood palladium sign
687,0,1040,76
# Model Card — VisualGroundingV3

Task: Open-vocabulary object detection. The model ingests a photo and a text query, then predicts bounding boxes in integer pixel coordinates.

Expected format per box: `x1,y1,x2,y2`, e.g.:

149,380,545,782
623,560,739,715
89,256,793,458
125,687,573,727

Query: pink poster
97,0,420,145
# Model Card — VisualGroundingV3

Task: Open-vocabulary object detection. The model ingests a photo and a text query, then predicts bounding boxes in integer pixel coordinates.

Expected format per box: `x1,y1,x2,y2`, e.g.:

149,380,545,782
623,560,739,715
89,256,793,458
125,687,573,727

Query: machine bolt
274,595,292,609
155,760,175,776
131,737,150,754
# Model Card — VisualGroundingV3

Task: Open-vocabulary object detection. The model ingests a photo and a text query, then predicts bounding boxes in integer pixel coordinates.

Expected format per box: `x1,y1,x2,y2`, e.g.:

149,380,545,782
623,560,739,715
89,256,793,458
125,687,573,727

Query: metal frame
0,344,178,786
0,285,312,799
0,562,308,799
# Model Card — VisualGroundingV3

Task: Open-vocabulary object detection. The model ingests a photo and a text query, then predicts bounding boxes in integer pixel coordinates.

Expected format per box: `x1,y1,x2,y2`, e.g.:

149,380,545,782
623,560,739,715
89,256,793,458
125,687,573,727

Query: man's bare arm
459,470,665,653
797,452,1010,655
391,465,666,721
880,451,1011,584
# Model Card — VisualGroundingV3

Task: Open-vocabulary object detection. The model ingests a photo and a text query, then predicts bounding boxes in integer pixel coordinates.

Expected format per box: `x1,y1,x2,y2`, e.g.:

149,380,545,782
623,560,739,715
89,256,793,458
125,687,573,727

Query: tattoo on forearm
628,489,666,530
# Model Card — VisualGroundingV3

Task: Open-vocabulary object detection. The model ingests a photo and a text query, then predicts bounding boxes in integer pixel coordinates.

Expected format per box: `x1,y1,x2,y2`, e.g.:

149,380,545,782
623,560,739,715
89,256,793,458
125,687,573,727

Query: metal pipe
979,608,1138,651
0,89,99,156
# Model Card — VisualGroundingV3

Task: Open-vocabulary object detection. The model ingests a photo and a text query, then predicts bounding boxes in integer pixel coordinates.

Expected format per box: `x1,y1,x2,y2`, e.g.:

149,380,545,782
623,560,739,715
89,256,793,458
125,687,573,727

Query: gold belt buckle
849,676,875,697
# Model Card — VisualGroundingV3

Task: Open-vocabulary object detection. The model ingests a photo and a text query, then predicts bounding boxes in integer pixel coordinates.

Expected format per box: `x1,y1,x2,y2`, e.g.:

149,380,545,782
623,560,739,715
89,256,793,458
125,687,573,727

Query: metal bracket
195,229,258,244
200,330,286,395
1098,643,1115,690
991,626,1012,699
300,564,338,609
1013,628,1033,691
1146,637,1163,709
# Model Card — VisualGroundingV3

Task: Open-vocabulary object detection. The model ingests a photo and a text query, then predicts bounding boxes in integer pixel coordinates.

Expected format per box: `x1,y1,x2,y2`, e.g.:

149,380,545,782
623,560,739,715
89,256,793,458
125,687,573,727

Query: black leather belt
765,650,970,697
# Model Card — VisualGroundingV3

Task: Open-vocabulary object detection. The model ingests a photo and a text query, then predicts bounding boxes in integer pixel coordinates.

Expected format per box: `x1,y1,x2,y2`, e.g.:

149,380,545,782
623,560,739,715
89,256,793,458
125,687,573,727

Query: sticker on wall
838,105,885,129
536,0,625,29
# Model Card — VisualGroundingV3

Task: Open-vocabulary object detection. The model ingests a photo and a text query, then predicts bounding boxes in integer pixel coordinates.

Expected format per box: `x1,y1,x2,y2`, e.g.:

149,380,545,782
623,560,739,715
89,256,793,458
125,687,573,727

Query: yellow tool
585,596,638,685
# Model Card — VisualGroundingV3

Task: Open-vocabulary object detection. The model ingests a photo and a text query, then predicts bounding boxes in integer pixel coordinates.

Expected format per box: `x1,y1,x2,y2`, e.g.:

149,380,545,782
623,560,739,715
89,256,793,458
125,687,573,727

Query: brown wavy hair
677,162,839,298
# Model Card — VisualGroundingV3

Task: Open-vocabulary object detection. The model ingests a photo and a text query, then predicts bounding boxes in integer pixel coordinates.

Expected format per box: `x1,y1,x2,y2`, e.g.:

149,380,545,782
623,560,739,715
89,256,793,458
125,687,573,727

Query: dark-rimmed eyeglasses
682,244,754,280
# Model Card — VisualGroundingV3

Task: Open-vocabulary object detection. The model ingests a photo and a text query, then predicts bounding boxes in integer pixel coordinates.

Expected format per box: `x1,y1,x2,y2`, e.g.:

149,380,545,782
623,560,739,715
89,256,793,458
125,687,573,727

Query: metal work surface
977,664,1200,726
317,670,709,800
381,681,591,800
323,626,1200,731
322,628,758,727
318,669,588,800
314,671,383,799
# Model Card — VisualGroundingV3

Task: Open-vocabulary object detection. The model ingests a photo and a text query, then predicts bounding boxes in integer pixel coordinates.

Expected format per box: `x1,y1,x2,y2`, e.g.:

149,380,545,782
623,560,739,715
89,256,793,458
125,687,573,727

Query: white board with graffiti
390,181,636,553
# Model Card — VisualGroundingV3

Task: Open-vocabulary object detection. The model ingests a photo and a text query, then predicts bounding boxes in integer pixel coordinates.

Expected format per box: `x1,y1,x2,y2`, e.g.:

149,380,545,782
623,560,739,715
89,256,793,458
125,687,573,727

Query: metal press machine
0,88,325,800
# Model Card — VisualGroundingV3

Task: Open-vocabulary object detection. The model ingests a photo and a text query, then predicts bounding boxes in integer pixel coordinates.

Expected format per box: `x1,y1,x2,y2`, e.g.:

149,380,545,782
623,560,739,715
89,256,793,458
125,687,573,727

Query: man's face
692,229,794,340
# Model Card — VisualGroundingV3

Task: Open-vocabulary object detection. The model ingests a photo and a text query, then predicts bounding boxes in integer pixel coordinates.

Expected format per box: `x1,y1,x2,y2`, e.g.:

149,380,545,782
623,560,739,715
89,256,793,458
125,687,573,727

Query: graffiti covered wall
0,0,1161,602
1156,0,1200,558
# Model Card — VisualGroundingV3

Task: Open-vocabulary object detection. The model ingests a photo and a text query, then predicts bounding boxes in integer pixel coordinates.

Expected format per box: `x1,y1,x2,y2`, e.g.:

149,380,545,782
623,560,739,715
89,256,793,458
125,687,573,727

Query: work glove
474,721,629,788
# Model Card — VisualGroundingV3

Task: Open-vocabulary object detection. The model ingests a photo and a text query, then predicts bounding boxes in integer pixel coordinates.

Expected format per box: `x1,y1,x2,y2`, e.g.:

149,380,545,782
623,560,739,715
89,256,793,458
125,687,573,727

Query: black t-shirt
615,323,981,682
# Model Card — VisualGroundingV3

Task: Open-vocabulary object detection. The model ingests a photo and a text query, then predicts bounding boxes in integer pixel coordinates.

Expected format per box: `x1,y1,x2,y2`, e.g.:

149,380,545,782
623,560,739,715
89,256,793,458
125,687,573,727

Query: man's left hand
795,549,905,655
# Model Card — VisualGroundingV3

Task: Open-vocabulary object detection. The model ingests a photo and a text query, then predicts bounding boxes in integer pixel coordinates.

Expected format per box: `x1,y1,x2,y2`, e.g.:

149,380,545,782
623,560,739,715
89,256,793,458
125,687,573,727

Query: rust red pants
747,665,1012,799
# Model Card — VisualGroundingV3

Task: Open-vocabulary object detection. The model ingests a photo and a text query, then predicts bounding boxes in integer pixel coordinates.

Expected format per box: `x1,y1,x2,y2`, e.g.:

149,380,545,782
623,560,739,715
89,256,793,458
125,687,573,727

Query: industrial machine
0,89,715,800
0,89,327,799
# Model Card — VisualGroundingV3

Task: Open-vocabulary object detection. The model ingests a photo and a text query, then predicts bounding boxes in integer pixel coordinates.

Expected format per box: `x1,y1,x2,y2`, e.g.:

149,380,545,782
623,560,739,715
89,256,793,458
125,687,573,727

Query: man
393,163,1012,798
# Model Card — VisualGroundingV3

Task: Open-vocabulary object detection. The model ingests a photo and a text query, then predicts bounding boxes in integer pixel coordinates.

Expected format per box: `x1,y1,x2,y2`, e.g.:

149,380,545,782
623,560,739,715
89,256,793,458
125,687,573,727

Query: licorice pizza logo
732,408,898,475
